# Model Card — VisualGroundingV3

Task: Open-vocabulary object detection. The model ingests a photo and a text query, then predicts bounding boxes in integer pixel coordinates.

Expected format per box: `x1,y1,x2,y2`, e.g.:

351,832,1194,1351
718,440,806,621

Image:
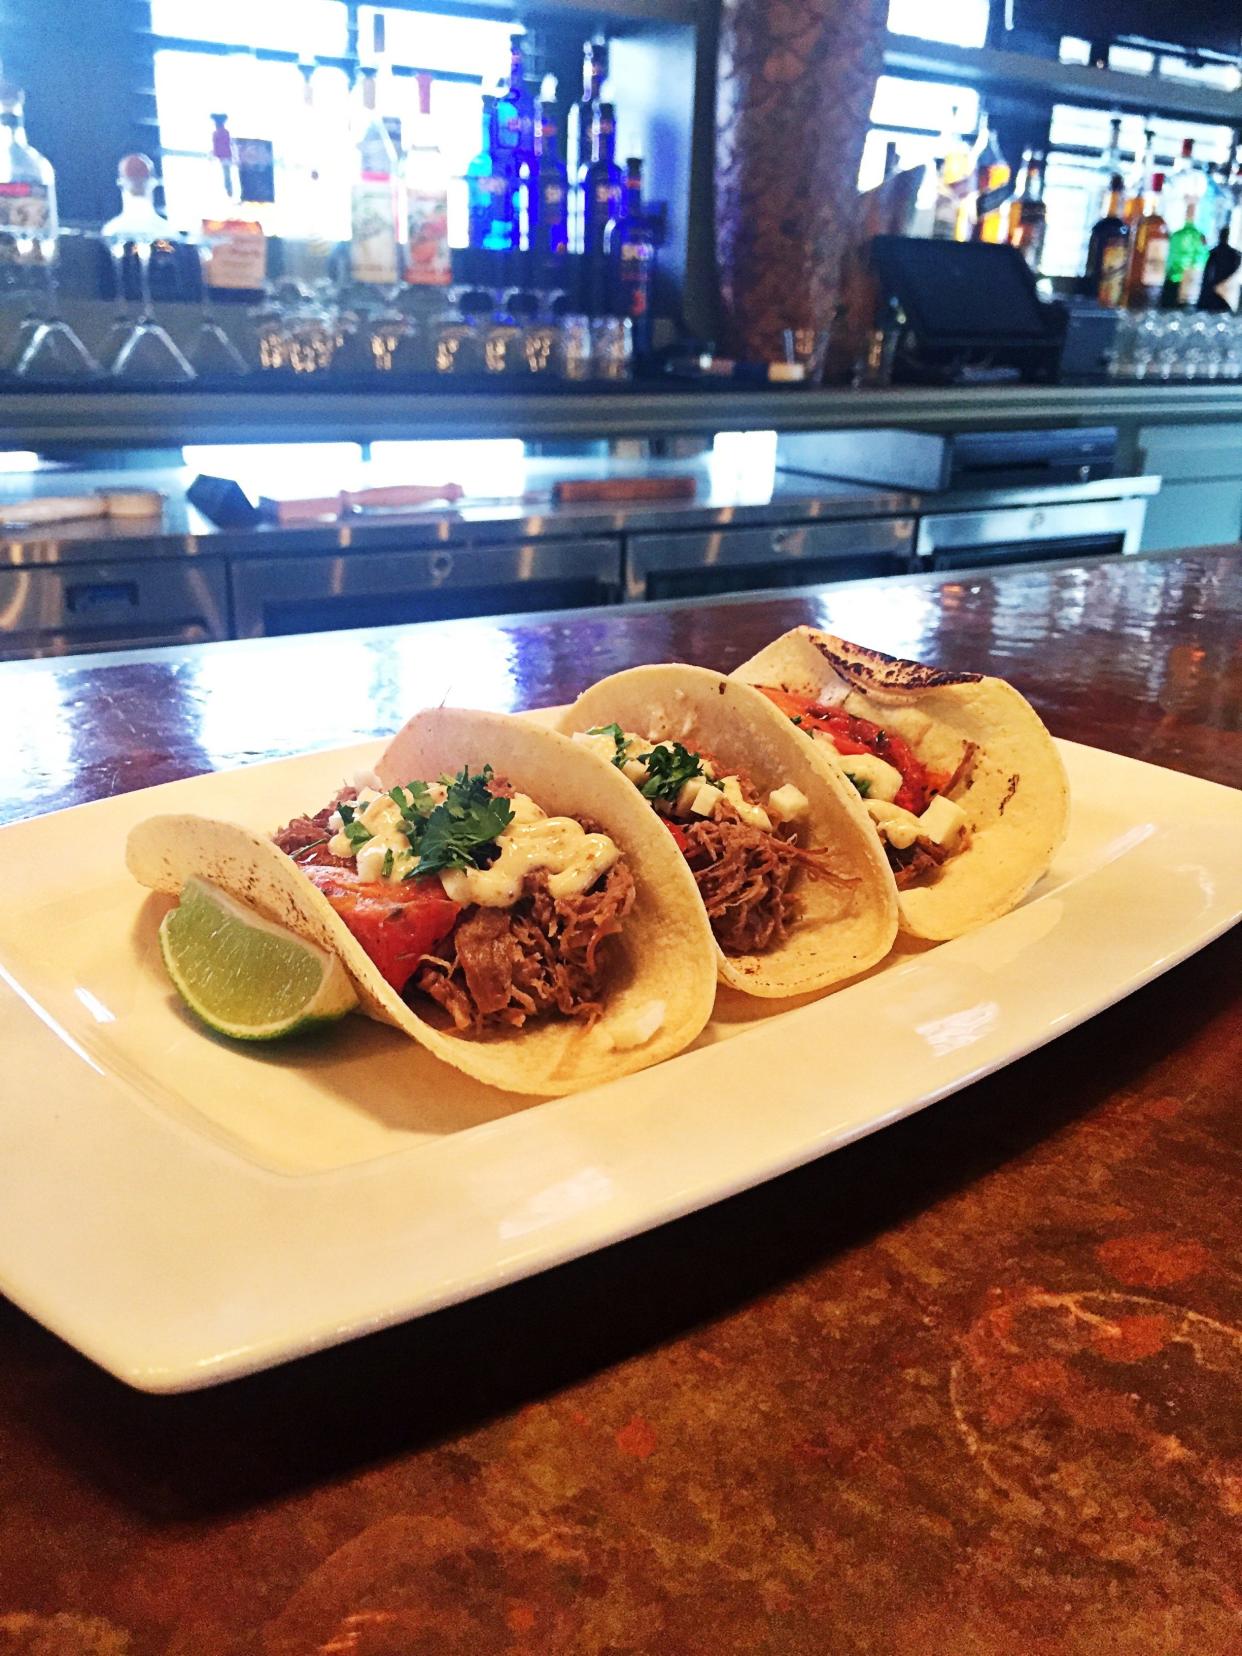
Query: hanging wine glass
101,154,194,382
190,233,249,376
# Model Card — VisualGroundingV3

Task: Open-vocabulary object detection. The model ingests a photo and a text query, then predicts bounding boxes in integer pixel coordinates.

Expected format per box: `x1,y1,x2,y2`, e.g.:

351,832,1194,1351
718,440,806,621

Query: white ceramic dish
0,734,1237,1392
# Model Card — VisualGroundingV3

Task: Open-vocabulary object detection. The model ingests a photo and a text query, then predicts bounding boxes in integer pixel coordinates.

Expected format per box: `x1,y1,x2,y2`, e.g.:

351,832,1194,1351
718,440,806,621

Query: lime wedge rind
158,877,357,1043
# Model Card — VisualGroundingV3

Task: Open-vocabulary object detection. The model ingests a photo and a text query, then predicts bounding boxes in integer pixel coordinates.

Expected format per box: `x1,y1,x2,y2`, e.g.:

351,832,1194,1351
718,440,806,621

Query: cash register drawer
231,540,623,637
0,559,230,659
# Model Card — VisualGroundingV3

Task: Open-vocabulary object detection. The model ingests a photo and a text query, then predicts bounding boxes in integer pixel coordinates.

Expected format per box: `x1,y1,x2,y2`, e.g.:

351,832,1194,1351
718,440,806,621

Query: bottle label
201,217,267,290
0,180,49,232
1179,257,1206,307
350,183,399,284
1097,238,1127,307
1141,236,1170,289
406,188,451,286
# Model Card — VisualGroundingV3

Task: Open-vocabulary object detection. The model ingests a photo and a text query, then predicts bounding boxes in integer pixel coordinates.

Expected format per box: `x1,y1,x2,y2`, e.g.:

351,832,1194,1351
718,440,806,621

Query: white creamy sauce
326,782,620,907
440,811,619,908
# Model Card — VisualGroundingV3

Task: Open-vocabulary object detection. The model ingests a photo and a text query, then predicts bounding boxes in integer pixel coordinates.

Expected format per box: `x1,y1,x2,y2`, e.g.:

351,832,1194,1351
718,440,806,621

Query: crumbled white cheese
689,779,725,817
767,783,809,824
917,794,969,850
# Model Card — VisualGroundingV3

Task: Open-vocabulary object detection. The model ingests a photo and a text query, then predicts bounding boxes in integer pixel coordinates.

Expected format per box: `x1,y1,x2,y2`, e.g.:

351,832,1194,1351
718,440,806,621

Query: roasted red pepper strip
757,685,938,815
663,819,691,855
301,865,461,993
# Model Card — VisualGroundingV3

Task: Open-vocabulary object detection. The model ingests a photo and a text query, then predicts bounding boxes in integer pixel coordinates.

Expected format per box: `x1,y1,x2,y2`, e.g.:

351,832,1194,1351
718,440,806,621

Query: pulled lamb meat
413,863,636,1033
886,838,950,891
680,812,845,955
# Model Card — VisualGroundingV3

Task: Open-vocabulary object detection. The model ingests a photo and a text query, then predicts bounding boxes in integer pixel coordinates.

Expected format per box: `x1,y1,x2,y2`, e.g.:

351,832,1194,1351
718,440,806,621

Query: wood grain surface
0,550,1239,1656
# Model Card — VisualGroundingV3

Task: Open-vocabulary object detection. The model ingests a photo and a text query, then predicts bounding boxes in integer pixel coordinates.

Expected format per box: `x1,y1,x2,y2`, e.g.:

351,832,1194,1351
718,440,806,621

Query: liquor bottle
567,40,607,254
0,80,57,266
971,113,1013,243
466,96,515,253
583,101,624,313
350,66,404,285
1009,150,1046,271
1197,228,1242,313
1125,172,1170,310
496,35,536,164
370,14,403,160
930,106,973,242
531,80,568,283
1165,199,1207,309
404,73,450,286
606,157,655,353
1083,173,1130,307
1124,128,1155,233
202,114,268,302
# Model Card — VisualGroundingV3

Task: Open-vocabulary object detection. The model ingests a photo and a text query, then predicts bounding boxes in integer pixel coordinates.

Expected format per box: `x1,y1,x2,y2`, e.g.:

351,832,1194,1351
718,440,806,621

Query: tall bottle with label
971,113,1013,243
0,80,57,266
583,102,623,313
1083,173,1130,307
350,66,404,285
201,113,268,303
930,106,973,242
531,80,568,285
466,96,515,253
1125,171,1170,310
606,157,655,353
1166,198,1208,309
567,41,607,254
1009,150,1046,270
495,33,536,250
404,73,450,286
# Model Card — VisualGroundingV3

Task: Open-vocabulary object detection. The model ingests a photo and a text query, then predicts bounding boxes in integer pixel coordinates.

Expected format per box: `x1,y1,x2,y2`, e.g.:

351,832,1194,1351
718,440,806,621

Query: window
858,77,980,193
887,0,989,50
151,1,516,247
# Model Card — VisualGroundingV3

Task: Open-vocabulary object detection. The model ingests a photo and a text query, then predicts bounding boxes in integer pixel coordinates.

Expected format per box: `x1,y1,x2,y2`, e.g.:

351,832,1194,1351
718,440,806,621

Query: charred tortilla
732,629,1070,940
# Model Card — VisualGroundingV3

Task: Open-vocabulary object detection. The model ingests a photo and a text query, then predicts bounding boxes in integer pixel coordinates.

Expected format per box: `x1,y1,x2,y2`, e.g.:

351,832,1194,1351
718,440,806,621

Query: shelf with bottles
883,34,1242,126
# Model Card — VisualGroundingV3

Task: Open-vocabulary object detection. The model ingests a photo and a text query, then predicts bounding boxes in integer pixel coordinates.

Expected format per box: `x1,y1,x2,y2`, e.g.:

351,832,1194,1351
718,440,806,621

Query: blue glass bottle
532,98,568,282
583,102,623,314
495,35,536,249
466,95,515,252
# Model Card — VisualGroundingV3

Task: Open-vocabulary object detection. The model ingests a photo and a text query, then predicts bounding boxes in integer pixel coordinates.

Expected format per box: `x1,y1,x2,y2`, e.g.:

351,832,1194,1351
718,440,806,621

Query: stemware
108,237,195,381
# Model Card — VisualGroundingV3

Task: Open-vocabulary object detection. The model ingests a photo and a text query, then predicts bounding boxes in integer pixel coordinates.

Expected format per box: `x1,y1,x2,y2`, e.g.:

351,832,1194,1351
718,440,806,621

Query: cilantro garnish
637,741,704,803
404,764,515,878
844,772,872,799
382,848,394,878
587,723,629,768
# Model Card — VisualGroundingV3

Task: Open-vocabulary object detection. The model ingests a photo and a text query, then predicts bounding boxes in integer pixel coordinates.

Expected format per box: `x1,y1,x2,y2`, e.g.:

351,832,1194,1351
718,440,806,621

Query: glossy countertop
0,548,1239,1654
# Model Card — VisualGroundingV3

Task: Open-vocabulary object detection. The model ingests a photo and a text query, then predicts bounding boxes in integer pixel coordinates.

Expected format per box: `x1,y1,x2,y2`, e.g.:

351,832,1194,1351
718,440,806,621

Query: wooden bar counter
1,549,1239,1656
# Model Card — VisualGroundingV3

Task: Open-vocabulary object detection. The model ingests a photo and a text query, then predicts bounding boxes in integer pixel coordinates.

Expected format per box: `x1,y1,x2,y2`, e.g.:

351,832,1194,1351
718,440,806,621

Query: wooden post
715,0,889,370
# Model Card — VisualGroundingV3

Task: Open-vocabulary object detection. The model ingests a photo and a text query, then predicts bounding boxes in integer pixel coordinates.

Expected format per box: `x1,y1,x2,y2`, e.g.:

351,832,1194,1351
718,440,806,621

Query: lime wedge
159,876,357,1041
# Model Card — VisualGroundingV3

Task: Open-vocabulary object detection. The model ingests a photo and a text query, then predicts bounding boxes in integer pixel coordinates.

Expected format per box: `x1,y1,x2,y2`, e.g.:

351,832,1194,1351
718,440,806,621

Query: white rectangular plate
0,736,1238,1392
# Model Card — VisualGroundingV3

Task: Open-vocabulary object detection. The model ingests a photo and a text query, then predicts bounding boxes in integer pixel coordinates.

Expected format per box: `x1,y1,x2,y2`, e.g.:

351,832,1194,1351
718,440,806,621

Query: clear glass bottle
0,80,57,265
350,66,404,286
404,73,451,287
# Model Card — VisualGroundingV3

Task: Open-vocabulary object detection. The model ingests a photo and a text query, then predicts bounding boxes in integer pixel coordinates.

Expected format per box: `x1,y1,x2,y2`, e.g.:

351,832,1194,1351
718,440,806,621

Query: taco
731,628,1070,940
556,666,899,998
127,707,718,1096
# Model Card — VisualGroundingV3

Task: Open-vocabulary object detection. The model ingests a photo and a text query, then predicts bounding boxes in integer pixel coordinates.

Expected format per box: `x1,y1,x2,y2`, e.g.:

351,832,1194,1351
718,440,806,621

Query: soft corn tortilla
556,665,899,998
731,628,1070,941
127,707,718,1097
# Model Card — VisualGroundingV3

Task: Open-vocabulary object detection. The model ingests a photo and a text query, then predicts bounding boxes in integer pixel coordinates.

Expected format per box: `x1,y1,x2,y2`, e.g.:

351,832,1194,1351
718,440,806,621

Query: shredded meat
412,863,637,1033
886,838,951,891
680,812,846,955
272,792,354,867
